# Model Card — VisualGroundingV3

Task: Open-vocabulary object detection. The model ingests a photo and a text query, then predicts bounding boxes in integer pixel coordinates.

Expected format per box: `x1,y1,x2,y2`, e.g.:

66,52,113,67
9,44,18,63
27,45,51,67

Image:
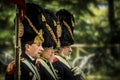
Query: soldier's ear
25,44,31,50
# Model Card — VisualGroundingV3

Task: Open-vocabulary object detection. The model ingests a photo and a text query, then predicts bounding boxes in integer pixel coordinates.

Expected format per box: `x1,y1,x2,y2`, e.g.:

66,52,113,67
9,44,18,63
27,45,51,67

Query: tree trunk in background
108,0,120,59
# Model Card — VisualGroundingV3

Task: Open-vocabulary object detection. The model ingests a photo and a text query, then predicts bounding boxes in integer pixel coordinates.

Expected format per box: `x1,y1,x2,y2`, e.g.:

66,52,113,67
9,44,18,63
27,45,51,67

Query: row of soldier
5,3,86,80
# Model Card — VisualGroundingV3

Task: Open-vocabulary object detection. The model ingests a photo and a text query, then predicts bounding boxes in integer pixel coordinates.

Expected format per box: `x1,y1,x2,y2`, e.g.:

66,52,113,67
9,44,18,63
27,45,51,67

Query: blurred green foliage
0,0,120,80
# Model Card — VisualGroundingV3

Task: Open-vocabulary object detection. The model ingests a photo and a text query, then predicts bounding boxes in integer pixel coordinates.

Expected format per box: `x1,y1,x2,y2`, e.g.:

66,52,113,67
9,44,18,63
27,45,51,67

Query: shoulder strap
37,59,57,80
55,55,71,69
22,60,40,80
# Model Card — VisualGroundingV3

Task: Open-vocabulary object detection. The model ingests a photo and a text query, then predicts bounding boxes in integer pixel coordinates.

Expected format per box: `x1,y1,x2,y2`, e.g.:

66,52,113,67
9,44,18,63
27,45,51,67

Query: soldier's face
62,46,72,56
42,47,54,60
25,43,44,59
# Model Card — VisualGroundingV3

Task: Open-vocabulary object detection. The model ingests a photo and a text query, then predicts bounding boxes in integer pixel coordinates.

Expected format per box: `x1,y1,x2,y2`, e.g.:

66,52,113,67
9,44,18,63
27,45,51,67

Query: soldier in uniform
37,9,58,80
52,9,86,80
5,3,45,80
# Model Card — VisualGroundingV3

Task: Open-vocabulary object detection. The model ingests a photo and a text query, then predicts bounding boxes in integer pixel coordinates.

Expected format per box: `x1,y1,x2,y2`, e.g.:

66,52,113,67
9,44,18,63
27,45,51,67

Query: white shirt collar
26,54,35,61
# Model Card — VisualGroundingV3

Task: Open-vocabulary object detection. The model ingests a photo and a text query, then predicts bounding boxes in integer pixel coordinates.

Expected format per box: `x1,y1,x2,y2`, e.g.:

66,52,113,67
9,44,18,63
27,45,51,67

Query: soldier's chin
38,52,42,56
38,53,41,58
68,52,71,56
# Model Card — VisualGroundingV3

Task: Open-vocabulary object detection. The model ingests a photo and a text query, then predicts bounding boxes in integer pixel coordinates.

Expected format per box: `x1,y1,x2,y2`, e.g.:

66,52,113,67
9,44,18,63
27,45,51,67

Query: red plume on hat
8,0,26,21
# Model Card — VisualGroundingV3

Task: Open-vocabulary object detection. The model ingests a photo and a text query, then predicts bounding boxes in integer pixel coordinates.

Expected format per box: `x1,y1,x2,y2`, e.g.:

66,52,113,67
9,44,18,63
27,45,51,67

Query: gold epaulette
6,61,15,74
6,58,25,74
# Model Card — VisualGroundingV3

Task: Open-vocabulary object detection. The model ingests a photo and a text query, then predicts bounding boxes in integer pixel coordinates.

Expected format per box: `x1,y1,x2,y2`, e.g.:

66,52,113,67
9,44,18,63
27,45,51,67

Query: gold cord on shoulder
63,20,74,39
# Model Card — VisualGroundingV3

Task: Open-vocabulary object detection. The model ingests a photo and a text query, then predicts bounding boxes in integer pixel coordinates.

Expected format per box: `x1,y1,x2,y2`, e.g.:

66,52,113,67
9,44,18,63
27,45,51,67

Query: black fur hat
42,9,58,49
56,9,75,47
21,3,46,47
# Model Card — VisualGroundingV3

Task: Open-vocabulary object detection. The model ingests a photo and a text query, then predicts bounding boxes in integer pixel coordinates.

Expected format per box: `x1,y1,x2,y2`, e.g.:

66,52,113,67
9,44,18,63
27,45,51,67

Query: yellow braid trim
63,20,74,39
45,23,58,45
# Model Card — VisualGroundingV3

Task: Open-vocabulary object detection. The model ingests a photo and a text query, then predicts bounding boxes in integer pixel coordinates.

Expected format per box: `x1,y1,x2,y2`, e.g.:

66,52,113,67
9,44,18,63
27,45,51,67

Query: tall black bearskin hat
21,3,46,52
42,9,58,49
56,9,75,47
